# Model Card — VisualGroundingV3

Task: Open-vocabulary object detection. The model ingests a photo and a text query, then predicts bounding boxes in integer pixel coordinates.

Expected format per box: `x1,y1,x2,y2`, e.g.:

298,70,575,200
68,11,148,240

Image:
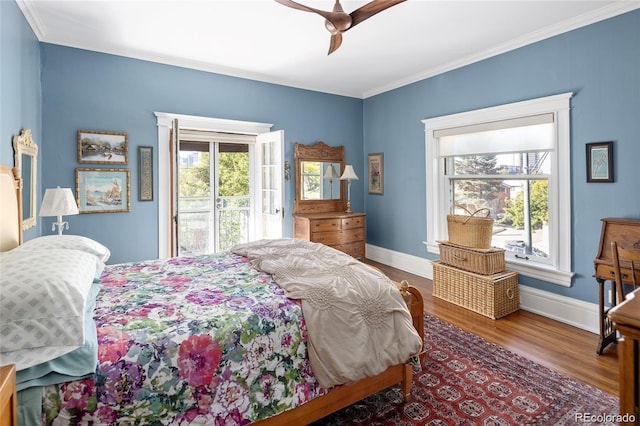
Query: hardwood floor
366,259,620,397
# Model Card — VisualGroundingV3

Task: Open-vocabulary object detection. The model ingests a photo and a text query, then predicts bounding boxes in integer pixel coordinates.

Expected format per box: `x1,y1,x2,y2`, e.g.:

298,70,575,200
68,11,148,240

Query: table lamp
39,186,79,235
340,165,359,213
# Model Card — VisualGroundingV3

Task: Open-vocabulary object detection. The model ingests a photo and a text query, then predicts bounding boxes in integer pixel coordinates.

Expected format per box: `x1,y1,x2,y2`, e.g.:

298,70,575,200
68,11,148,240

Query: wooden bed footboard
256,283,425,426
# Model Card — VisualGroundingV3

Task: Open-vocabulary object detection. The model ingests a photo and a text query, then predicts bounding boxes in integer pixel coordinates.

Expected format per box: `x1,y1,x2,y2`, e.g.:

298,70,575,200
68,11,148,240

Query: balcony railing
178,196,250,256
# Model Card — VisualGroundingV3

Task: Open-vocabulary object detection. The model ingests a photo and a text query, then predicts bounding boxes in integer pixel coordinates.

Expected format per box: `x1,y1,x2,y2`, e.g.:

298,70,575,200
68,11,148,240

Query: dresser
294,212,366,260
593,218,640,354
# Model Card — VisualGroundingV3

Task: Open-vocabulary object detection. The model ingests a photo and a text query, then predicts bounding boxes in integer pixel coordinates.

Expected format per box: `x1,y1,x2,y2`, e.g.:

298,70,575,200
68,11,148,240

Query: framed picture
586,141,614,183
368,152,384,195
76,168,131,213
78,130,128,164
138,146,154,201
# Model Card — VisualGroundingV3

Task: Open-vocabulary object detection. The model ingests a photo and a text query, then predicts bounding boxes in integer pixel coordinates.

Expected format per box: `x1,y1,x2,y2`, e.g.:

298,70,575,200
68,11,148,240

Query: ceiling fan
274,0,406,55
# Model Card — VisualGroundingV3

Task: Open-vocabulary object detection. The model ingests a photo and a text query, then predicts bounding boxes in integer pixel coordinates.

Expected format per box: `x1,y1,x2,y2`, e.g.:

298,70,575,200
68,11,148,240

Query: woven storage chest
438,241,505,275
432,261,519,319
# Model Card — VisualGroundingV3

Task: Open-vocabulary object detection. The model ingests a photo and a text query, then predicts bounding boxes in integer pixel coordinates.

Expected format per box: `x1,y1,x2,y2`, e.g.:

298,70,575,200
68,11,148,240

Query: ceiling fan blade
349,0,406,29
328,33,343,55
274,0,333,21
275,0,401,55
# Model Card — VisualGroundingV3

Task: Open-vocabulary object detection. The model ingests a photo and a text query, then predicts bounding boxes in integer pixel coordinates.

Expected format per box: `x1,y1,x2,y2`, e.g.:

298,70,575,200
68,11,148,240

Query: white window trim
422,93,575,286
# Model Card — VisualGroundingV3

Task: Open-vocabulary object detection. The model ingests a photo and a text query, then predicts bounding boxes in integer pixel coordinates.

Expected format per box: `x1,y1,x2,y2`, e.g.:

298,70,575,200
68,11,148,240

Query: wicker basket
438,241,505,275
447,206,494,249
432,261,519,319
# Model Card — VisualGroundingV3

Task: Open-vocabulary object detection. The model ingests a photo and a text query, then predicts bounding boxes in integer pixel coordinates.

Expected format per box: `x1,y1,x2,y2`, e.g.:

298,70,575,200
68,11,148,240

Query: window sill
424,241,574,287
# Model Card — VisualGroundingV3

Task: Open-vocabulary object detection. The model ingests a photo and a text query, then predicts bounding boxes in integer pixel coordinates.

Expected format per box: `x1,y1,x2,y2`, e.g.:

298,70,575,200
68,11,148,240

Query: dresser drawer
311,219,341,232
293,212,366,260
311,228,364,246
342,216,364,229
596,263,640,284
333,241,365,259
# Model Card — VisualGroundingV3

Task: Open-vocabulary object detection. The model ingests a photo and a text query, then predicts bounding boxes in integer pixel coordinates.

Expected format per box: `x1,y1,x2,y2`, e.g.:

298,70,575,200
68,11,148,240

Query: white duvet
232,238,423,388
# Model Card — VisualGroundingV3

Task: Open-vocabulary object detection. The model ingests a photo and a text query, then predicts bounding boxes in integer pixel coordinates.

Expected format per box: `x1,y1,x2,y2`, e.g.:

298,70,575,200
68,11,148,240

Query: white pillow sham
15,234,111,263
0,248,100,370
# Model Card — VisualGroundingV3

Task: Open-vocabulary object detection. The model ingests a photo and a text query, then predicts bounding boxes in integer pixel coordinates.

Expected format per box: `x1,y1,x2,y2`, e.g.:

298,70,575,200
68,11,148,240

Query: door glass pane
257,130,283,239
217,149,251,251
178,211,211,256
178,145,211,256
178,142,251,255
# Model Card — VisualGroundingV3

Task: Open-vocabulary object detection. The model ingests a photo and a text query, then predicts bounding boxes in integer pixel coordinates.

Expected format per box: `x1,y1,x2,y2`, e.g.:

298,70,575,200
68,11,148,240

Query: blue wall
363,9,640,304
40,44,364,263
1,0,41,242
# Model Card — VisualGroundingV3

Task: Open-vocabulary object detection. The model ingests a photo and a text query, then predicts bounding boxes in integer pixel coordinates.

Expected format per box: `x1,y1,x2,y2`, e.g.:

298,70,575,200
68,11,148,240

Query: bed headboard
0,164,23,251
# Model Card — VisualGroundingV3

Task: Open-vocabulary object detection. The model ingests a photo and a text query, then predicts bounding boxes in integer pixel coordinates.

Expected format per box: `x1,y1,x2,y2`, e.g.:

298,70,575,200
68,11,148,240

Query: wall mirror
299,161,342,201
294,141,345,214
13,128,38,231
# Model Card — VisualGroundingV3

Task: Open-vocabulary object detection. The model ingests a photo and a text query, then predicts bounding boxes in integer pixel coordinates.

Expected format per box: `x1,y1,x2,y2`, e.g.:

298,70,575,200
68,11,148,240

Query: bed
0,164,425,425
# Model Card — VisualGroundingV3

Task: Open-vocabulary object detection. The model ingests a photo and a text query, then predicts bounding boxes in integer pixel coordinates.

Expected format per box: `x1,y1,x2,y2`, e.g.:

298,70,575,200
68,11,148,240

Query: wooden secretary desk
292,142,366,260
593,218,640,354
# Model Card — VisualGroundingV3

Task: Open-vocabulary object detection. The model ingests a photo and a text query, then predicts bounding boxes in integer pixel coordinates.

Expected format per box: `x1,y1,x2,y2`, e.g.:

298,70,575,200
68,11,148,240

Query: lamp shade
324,164,339,179
39,187,79,217
340,165,359,181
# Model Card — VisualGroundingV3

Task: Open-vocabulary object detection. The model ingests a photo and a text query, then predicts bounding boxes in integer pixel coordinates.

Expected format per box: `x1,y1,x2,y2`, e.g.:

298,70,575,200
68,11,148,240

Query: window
423,93,575,286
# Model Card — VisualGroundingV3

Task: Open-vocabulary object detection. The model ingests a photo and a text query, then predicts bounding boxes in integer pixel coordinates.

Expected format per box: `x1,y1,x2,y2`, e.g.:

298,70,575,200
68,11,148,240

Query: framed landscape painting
78,130,128,164
76,168,131,213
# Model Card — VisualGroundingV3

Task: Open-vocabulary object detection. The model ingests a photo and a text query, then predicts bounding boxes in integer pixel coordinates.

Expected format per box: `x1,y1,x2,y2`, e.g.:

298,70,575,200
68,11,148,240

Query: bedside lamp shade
340,165,359,182
340,165,359,213
39,186,79,235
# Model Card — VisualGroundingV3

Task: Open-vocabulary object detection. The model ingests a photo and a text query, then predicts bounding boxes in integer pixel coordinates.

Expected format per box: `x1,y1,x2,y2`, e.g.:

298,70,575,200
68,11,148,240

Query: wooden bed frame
0,164,425,425
256,286,424,425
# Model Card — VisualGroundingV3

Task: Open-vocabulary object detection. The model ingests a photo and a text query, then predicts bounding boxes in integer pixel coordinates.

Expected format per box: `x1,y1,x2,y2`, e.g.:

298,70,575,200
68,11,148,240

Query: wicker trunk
432,261,519,319
438,241,505,275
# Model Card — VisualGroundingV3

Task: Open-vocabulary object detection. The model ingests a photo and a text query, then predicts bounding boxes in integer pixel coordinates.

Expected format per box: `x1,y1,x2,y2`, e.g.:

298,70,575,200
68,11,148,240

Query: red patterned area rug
313,314,619,426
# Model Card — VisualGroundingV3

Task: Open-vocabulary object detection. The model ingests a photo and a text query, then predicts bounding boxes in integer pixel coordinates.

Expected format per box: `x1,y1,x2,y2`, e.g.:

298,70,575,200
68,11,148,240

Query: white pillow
0,249,99,370
16,235,111,263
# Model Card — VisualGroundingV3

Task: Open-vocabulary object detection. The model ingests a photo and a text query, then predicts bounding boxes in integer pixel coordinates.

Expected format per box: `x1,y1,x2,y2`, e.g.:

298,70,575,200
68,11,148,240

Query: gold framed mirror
293,141,345,214
13,128,38,231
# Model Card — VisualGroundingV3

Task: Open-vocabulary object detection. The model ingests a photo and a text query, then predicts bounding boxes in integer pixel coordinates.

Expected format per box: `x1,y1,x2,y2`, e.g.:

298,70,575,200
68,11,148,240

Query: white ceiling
17,0,640,98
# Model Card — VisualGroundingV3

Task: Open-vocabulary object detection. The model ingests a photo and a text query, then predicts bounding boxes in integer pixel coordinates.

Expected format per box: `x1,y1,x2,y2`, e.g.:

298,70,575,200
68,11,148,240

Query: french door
160,117,283,257
177,135,252,255
257,130,284,239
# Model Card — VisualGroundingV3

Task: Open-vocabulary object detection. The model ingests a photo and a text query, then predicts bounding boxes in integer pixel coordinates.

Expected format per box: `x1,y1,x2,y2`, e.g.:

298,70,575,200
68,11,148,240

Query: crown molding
16,0,47,40
363,1,640,98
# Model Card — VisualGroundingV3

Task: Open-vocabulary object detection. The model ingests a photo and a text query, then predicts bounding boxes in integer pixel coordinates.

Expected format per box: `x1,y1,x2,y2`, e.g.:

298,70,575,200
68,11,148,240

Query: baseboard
366,243,600,334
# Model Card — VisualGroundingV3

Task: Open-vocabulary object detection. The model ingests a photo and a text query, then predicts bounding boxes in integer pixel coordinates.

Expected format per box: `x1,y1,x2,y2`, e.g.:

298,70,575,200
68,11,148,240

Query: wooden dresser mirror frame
13,129,38,231
293,141,346,214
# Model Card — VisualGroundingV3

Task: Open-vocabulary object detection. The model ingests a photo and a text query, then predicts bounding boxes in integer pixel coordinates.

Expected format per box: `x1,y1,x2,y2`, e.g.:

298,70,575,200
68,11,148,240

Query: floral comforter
42,253,325,425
